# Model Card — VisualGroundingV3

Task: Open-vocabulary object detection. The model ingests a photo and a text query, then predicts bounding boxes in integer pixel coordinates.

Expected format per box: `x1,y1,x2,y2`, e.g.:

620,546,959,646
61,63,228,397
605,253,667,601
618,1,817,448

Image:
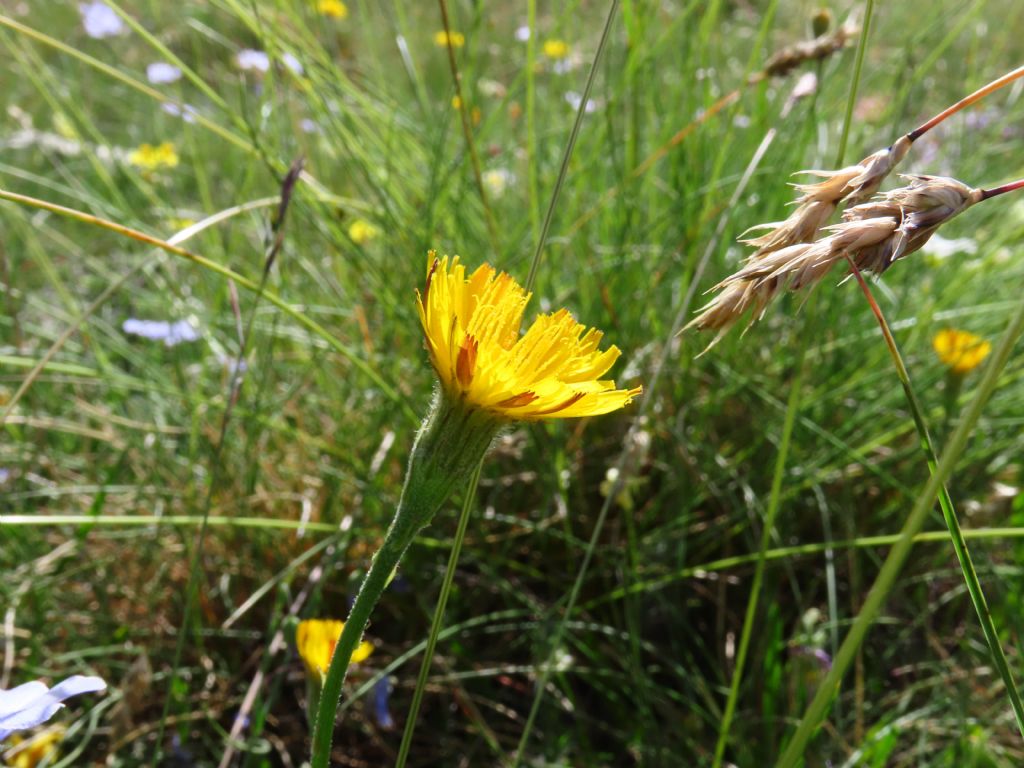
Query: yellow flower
317,0,348,18
416,253,641,419
4,727,65,768
348,219,379,245
128,142,179,171
542,39,570,59
933,329,991,374
433,30,465,48
296,619,373,679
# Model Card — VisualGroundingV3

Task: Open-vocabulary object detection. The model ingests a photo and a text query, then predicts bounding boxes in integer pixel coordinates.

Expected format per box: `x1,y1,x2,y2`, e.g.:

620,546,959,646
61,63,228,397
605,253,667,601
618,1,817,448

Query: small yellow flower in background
297,619,373,679
434,30,465,48
933,329,991,374
167,217,197,232
542,39,570,59
348,218,379,245
128,141,179,171
450,96,481,125
317,0,348,18
416,253,641,419
3,726,65,768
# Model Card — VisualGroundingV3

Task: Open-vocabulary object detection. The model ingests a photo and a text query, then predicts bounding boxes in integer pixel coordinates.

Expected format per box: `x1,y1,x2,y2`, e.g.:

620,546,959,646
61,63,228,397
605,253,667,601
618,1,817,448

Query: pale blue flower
236,49,270,73
281,53,303,76
147,62,182,84
161,102,199,124
0,676,106,741
122,318,200,347
79,2,123,39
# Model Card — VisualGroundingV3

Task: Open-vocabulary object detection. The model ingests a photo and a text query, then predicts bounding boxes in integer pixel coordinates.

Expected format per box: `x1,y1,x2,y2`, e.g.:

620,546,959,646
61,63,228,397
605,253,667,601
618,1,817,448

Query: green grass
3,1,1024,765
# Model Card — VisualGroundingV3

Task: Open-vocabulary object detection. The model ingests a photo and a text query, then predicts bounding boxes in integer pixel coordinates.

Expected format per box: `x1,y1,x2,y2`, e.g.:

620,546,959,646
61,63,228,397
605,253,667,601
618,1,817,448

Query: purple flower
0,676,106,741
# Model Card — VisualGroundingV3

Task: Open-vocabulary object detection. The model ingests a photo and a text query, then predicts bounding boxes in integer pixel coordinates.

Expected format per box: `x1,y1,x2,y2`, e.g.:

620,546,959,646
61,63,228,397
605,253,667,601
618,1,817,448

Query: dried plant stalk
756,22,859,81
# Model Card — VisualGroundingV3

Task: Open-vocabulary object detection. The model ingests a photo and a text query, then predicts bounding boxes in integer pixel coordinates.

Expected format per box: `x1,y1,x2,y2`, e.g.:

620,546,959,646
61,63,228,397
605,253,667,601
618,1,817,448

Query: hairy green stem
309,395,498,768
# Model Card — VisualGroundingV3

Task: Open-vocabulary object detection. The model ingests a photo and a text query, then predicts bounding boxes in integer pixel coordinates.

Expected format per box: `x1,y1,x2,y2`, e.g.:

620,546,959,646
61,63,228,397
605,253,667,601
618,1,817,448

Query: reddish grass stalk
907,64,1024,141
981,176,1024,200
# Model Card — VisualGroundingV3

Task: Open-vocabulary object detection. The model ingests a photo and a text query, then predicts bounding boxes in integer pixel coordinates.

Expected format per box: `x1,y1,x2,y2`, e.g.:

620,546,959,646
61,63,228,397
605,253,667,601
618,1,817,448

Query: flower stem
309,395,498,768
308,493,423,768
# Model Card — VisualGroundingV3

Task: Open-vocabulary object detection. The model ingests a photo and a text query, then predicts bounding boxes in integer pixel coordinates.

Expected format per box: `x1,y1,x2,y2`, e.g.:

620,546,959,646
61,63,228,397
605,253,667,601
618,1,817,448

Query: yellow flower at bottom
4,727,65,768
128,142,179,171
297,619,373,679
416,253,641,419
933,329,991,374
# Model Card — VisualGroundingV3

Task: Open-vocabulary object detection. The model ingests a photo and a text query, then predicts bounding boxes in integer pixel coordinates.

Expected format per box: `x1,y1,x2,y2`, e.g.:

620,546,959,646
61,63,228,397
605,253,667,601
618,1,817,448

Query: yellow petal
417,252,641,420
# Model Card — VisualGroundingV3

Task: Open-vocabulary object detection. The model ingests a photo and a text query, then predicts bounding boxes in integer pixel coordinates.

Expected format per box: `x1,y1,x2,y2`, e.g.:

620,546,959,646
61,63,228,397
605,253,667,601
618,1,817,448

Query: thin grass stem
710,5,871,760
775,268,1024,768
908,64,1024,140
835,0,874,167
437,0,500,255
395,459,483,768
711,309,809,768
524,0,619,293
844,256,1024,738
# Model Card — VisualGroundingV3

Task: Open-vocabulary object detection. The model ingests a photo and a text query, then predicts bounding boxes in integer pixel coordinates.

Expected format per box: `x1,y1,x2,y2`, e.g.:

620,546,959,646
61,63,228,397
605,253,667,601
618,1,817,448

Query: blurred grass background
3,0,1024,765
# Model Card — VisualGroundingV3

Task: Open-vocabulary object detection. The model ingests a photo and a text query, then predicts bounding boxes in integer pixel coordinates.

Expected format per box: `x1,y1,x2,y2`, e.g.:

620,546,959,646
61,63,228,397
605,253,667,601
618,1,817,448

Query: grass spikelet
688,175,981,333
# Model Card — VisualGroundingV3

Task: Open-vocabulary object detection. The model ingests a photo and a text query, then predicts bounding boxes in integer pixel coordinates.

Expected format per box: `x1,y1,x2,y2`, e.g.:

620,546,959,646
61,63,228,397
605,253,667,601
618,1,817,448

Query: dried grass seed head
761,22,858,79
690,174,981,335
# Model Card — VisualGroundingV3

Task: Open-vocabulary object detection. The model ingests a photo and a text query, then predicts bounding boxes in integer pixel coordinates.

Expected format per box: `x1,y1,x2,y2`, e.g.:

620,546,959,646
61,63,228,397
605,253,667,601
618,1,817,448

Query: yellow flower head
296,619,373,679
348,218,379,245
933,329,991,375
4,726,65,768
542,39,570,59
317,0,348,18
128,142,179,171
416,253,641,419
434,30,465,48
